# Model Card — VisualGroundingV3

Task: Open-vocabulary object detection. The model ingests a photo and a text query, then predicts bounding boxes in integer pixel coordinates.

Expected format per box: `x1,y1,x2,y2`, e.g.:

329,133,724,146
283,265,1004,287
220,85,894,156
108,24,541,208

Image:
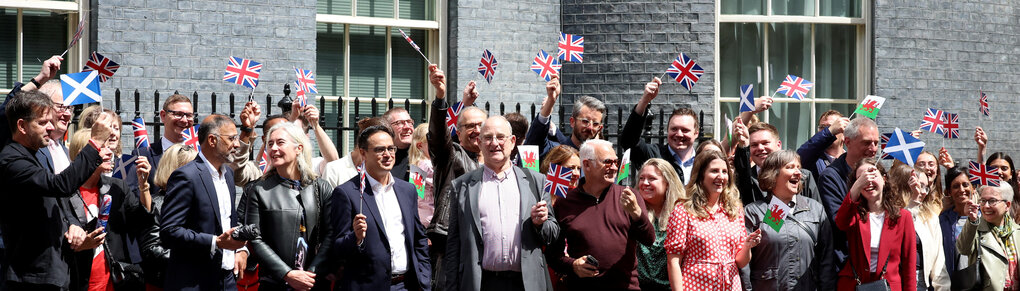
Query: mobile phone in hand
584,255,599,268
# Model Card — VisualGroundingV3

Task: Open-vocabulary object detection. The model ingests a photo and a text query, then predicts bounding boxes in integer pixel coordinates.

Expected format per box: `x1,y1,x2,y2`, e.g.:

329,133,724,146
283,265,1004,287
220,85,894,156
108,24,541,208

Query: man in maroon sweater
546,139,655,290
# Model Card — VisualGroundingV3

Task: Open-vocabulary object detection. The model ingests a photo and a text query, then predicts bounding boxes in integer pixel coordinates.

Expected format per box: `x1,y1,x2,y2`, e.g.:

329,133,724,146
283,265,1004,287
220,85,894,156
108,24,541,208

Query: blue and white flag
739,84,755,113
884,128,925,167
61,71,102,106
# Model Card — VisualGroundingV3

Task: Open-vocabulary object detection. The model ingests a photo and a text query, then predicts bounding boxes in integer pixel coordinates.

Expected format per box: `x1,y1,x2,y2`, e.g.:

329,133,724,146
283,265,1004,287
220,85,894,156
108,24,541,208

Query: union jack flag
446,101,464,137
880,133,893,160
942,112,960,139
82,52,119,82
919,108,945,135
181,125,200,151
295,68,318,94
478,49,498,84
558,32,584,63
531,50,561,82
257,150,269,174
223,56,262,89
969,160,1001,186
398,29,422,52
544,163,574,198
665,52,704,92
293,81,307,107
776,75,813,100
132,117,149,149
980,91,990,116
358,162,367,194
67,17,86,50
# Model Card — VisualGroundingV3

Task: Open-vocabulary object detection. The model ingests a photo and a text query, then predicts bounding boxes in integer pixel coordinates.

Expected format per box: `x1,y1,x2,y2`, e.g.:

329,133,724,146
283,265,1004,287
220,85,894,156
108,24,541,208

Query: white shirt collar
198,151,226,179
366,171,395,192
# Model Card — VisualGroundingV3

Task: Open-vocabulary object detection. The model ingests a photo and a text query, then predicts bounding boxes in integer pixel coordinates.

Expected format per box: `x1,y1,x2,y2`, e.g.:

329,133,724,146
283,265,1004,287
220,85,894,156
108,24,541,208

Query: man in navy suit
160,114,248,290
332,125,431,290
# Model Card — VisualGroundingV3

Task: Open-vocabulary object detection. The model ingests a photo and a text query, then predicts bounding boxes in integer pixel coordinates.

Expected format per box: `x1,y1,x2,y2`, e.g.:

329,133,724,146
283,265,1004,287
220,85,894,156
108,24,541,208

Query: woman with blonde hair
240,122,335,290
636,158,687,291
137,143,196,290
665,150,760,290
889,164,950,290
408,123,436,226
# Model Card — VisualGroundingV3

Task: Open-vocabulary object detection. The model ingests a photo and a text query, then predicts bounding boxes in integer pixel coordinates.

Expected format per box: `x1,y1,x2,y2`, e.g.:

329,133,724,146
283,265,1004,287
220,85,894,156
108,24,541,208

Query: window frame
713,0,871,142
0,0,84,94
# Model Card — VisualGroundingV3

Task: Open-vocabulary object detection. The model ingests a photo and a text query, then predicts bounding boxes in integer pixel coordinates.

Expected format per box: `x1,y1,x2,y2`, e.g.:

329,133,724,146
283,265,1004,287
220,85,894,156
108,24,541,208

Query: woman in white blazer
891,164,951,290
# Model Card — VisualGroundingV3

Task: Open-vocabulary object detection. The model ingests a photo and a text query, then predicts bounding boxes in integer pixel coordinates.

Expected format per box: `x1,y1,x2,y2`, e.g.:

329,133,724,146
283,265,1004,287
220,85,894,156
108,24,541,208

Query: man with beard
619,78,698,183
797,110,850,184
384,107,415,181
425,64,486,289
731,122,820,204
524,75,605,157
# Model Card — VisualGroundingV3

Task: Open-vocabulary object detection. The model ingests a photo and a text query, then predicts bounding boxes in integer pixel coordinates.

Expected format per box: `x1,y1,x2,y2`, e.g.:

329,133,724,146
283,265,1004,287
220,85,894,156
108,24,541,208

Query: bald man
444,116,559,291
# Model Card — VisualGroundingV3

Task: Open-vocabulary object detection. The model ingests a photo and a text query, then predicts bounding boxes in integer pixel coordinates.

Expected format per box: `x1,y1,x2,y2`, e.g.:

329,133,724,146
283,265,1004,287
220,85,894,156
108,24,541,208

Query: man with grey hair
524,76,606,156
819,117,879,268
546,139,654,290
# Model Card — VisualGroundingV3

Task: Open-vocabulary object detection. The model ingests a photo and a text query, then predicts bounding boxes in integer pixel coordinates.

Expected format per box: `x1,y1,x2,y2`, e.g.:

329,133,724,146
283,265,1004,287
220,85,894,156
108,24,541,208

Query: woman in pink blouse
665,150,761,291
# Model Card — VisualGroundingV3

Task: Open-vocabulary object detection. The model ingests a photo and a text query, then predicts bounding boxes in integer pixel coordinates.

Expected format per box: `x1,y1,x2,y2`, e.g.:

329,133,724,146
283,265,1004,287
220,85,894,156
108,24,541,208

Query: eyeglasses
979,199,1006,206
370,146,398,155
481,134,509,144
389,119,414,128
576,118,602,128
592,158,619,166
52,103,73,113
165,109,194,120
213,133,240,143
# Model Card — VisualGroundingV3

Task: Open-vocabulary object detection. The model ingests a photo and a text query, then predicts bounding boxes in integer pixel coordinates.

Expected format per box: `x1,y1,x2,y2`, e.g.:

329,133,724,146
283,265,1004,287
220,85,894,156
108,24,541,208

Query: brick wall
873,0,1020,161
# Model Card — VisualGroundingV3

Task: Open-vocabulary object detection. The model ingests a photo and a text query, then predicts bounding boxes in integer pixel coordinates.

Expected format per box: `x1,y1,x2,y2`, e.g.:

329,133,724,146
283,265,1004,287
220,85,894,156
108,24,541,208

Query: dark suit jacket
797,127,838,185
523,113,576,157
159,156,239,291
733,146,820,205
619,107,686,184
331,175,431,291
444,166,559,291
834,193,917,291
0,142,102,288
427,99,480,246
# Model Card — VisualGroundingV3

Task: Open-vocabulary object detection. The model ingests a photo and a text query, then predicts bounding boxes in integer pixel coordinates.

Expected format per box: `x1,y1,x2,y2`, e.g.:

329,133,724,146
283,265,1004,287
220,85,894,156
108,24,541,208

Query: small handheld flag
884,128,925,167
181,125,200,151
294,68,318,94
919,108,946,135
969,160,1002,186
531,50,561,82
739,84,755,113
478,49,498,84
664,52,704,92
132,117,150,149
776,75,813,100
880,133,893,160
853,95,886,119
544,163,574,198
617,149,632,184
295,237,308,271
293,81,308,107
358,162,367,213
942,112,960,139
763,195,792,232
979,91,990,116
518,145,540,172
61,71,102,106
409,164,427,199
257,150,269,174
224,56,262,89
112,154,138,179
82,52,120,82
558,32,584,63
398,29,432,65
60,17,86,58
446,101,465,137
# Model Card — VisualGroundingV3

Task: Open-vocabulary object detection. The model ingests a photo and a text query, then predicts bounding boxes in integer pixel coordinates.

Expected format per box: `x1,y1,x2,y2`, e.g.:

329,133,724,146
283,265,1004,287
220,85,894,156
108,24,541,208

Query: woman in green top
635,158,687,291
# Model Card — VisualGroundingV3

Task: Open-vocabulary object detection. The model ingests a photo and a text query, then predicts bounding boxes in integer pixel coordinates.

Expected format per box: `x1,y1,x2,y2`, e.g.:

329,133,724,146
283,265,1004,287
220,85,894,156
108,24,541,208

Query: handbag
950,236,984,291
848,252,891,291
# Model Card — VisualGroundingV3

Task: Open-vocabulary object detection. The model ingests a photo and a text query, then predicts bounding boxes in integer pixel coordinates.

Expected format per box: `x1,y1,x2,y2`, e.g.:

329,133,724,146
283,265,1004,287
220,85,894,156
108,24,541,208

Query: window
0,2,82,94
317,0,439,152
715,0,867,147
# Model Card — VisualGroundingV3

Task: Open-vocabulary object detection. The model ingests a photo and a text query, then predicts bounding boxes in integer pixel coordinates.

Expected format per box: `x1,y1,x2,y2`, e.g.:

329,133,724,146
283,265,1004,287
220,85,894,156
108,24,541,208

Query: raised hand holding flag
558,32,584,63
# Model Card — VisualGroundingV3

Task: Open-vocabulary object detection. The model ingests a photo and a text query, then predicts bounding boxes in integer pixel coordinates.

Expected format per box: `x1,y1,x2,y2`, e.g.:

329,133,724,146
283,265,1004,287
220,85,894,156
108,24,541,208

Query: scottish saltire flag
853,95,886,119
558,32,584,63
776,75,813,100
181,125,200,151
398,29,422,52
942,112,960,139
132,117,149,149
446,101,464,136
544,163,574,198
969,160,1001,186
880,133,893,160
979,91,990,116
478,49,498,84
293,81,307,107
665,52,704,91
531,50,561,82
763,195,792,232
884,128,925,167
111,154,138,180
223,56,262,89
257,150,269,174
920,108,946,135
739,84,755,113
82,52,120,82
294,68,318,94
519,145,540,172
61,71,102,106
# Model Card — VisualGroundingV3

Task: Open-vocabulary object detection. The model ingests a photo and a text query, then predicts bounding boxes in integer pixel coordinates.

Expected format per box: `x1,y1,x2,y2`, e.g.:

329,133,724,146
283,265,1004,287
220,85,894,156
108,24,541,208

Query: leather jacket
239,175,335,286
426,98,480,247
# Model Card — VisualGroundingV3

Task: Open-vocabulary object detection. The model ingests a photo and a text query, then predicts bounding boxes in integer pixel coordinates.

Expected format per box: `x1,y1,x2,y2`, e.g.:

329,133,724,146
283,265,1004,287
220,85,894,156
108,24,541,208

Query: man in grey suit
444,116,560,291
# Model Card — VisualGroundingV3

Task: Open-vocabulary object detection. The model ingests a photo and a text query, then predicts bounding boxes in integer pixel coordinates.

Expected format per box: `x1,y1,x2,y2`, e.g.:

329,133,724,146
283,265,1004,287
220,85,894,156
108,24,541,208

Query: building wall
446,0,560,118
873,0,1020,160
560,0,716,139
95,0,317,118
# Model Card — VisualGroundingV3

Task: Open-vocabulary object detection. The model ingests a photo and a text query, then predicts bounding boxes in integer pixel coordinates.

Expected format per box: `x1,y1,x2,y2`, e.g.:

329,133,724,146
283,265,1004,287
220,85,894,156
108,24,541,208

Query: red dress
664,203,746,291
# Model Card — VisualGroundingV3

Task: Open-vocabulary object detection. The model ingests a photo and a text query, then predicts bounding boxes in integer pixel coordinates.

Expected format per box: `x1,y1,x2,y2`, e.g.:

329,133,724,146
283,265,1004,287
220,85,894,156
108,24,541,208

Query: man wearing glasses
157,94,196,158
383,107,415,181
546,139,655,291
524,75,606,157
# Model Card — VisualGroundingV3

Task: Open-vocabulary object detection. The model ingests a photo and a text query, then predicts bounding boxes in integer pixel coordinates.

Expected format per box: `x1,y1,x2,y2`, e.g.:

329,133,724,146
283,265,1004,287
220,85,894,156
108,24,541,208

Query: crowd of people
0,54,1015,291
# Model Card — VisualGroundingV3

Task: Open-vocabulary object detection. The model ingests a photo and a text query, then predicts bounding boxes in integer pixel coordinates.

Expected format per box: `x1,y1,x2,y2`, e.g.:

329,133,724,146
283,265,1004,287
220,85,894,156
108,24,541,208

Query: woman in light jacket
957,184,1020,291
889,164,950,290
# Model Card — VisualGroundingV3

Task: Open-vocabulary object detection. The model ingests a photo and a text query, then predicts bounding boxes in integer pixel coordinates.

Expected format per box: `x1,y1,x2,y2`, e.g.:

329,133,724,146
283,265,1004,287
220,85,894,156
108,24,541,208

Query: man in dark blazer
444,116,559,291
332,125,430,291
160,114,248,290
0,89,115,290
618,78,697,185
